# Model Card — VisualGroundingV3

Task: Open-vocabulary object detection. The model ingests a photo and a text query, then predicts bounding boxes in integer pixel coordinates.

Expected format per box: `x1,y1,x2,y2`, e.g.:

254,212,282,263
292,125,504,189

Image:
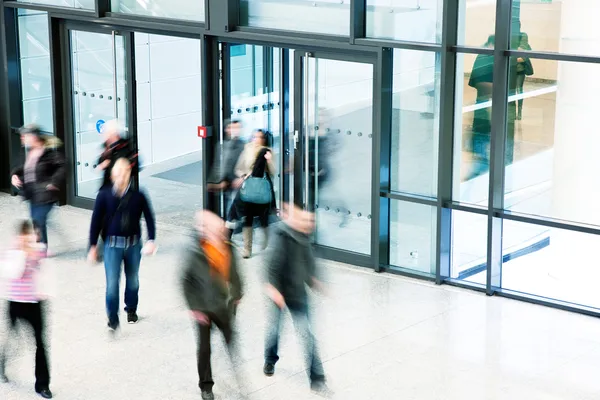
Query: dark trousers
104,242,142,327
516,73,525,115
1,301,50,390
30,203,54,245
242,202,270,228
264,301,325,383
196,313,235,392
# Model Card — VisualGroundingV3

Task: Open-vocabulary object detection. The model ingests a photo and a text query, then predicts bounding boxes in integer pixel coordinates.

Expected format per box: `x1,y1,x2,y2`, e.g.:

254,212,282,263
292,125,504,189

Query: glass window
16,0,94,9
134,33,203,223
504,58,600,226
391,49,440,197
454,52,492,206
502,220,599,309
240,0,350,36
18,10,53,133
458,0,497,48
390,200,437,275
366,0,443,43
451,210,487,285
111,0,205,22
512,0,600,57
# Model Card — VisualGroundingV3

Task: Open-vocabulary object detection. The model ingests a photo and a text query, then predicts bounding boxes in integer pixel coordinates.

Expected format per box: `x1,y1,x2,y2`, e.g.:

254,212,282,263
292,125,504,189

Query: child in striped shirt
0,220,53,399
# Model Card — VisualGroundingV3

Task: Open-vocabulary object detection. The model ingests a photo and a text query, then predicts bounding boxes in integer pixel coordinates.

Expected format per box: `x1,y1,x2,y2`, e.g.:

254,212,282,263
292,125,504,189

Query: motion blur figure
0,220,53,399
97,119,138,189
11,124,66,251
181,210,243,400
227,129,276,258
207,120,245,214
88,158,156,332
263,203,330,396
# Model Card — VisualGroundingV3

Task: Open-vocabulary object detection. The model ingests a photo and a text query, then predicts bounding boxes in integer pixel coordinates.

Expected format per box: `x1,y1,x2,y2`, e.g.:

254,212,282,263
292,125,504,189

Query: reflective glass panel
502,219,600,309
451,210,487,285
390,200,436,275
240,0,350,36
505,58,600,226
306,58,373,255
511,0,600,57
391,49,440,197
18,10,53,133
16,0,94,9
458,0,497,48
367,0,443,43
454,52,492,206
111,0,205,21
135,33,203,224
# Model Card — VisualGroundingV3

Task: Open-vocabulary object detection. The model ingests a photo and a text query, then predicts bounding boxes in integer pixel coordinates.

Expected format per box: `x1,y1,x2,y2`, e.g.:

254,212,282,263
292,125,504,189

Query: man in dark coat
263,203,330,396
97,119,138,189
181,210,243,400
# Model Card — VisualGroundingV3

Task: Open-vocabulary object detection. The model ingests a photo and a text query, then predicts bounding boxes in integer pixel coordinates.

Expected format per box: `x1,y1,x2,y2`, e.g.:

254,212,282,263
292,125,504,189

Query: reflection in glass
111,0,204,21
16,0,95,9
366,0,443,43
457,0,496,47
504,58,600,227
391,49,440,197
18,11,53,133
453,52,492,206
306,59,373,255
240,0,350,36
390,200,436,275
451,210,486,284
134,34,203,225
71,31,126,199
501,220,600,309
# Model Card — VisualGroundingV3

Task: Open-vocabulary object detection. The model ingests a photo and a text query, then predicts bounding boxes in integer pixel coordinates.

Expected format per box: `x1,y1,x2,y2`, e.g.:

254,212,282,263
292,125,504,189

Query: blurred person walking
10,125,65,253
88,158,156,332
0,220,53,399
263,203,330,396
207,120,245,214
97,119,138,189
227,129,276,258
181,210,243,400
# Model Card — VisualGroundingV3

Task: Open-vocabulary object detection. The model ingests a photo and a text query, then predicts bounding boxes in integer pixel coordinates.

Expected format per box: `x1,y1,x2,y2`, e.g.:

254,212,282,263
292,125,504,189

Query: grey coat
181,236,243,322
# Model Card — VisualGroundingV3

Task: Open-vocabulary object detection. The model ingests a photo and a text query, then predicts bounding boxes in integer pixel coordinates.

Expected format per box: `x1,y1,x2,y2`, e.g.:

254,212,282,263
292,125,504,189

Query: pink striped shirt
6,246,46,303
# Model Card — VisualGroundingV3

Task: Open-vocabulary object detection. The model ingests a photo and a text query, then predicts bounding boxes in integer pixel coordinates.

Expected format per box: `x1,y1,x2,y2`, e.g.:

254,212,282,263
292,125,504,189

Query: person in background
97,119,138,189
181,210,243,400
207,120,245,214
0,220,53,399
11,124,66,253
516,23,534,121
88,158,156,332
263,203,330,396
227,129,276,258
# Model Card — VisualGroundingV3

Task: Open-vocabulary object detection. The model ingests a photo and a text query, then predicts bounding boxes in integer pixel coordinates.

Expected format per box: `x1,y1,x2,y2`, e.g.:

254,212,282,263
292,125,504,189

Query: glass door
68,27,128,200
293,52,374,256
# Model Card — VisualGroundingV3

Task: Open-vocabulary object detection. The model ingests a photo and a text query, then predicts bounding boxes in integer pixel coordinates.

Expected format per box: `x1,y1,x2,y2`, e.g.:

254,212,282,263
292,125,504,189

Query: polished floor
0,193,599,399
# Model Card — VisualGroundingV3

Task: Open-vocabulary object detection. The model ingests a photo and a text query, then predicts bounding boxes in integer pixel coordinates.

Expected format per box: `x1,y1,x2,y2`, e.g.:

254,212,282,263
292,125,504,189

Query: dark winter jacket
181,236,243,322
267,223,318,306
99,138,138,188
11,144,66,205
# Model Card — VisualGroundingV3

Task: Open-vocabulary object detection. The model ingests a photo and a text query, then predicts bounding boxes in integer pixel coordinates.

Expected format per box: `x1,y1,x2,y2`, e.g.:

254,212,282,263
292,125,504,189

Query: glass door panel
296,54,374,255
70,29,127,199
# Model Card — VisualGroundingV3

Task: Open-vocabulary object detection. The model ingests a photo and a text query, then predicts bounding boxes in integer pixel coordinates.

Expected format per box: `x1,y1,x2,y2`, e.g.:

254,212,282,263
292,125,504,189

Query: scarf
201,239,231,282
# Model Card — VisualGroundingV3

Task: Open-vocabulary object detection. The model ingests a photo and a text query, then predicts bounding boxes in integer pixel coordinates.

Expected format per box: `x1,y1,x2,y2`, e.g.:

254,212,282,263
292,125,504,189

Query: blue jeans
103,241,142,327
264,300,325,383
30,203,54,245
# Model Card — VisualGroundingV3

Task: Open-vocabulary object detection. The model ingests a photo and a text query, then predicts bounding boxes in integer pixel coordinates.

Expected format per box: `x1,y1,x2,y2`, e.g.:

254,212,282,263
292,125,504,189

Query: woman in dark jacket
11,124,66,248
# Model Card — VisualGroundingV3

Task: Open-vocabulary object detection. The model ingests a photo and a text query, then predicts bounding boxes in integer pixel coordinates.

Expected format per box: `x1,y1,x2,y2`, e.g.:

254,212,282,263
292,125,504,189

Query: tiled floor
1,193,600,399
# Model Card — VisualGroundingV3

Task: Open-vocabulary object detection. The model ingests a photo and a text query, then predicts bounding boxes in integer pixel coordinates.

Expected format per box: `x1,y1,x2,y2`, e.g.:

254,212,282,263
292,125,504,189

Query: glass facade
3,0,600,317
16,0,94,9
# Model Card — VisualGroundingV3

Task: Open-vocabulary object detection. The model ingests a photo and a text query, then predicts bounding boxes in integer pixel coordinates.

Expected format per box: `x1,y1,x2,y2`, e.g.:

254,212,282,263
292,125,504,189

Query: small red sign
198,126,207,138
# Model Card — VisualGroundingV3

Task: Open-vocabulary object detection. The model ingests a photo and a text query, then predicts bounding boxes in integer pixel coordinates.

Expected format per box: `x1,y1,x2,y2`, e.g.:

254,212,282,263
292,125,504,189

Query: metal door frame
292,50,376,268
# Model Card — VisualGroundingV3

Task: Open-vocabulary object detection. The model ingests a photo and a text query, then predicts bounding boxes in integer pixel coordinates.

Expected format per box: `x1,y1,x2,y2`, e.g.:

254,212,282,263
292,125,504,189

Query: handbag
239,174,272,204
